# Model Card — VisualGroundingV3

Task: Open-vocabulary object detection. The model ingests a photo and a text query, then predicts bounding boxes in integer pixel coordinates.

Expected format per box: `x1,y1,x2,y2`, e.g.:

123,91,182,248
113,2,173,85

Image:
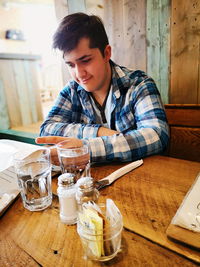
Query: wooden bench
164,104,200,162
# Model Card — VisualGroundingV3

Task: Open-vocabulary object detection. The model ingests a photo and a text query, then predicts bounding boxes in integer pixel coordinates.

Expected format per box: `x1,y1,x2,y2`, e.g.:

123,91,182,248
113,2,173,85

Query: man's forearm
40,119,100,139
40,118,119,139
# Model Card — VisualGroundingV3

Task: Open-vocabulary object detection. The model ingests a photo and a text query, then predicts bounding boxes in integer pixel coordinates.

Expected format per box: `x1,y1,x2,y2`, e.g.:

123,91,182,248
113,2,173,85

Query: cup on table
13,148,52,211
56,140,90,182
77,200,123,261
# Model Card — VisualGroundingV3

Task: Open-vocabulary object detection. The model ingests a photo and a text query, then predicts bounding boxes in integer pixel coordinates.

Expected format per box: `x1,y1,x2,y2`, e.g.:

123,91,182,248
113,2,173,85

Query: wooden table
0,155,200,266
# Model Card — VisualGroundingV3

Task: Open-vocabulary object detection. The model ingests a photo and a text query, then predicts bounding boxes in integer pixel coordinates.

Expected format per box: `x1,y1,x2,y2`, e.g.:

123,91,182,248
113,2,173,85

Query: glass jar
77,201,123,261
76,177,99,210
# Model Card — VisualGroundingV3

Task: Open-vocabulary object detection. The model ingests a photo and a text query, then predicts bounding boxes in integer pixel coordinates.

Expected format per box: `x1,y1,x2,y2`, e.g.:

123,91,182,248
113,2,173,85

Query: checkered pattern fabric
40,61,169,162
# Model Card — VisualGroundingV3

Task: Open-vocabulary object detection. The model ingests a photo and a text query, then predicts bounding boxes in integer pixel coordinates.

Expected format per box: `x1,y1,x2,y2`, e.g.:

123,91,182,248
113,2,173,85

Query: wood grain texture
1,157,199,267
147,0,170,104
0,79,10,130
13,60,33,125
89,156,200,263
50,156,200,264
166,224,200,249
0,231,39,267
28,61,43,122
24,61,38,123
170,0,200,103
168,127,200,161
68,0,86,13
102,0,146,71
165,104,200,161
0,59,22,127
165,104,200,127
0,58,43,128
11,121,42,134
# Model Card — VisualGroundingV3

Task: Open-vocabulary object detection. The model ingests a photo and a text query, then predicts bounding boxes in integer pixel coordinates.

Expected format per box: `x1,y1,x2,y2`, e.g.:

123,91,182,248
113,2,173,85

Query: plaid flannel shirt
40,61,169,162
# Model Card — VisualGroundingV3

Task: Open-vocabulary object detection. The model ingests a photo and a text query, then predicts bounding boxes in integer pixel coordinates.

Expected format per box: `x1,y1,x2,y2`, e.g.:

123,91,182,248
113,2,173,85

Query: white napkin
0,140,44,215
172,172,200,232
0,139,42,172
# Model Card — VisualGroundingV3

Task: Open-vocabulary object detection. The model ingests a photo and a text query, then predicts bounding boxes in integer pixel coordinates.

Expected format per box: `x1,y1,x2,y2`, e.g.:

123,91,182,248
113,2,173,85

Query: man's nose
75,65,86,79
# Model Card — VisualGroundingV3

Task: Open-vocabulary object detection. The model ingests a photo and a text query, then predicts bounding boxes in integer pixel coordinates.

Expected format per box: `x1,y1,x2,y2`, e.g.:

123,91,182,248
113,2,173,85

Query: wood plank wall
170,0,200,104
0,58,43,130
102,0,146,71
147,0,170,104
55,0,200,105
0,79,10,130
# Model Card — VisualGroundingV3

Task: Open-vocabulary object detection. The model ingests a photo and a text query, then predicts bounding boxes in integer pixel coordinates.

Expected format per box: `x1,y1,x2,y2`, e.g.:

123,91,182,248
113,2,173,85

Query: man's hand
97,127,119,137
35,136,83,166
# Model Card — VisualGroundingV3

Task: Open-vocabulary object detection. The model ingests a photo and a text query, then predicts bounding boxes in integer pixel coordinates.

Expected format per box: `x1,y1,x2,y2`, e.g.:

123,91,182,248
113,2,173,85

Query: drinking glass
13,148,52,211
56,140,90,182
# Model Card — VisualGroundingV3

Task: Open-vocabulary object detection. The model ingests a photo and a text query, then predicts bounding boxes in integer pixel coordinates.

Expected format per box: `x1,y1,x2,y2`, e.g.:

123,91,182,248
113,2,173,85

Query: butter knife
95,159,143,190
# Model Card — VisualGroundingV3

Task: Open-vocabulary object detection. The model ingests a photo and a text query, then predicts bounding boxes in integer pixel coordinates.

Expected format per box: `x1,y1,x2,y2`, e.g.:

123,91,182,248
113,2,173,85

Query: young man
36,12,169,163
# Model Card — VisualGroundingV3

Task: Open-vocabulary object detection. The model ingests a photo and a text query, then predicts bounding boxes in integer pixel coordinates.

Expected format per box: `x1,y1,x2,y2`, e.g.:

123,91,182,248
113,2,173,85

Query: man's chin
81,85,94,93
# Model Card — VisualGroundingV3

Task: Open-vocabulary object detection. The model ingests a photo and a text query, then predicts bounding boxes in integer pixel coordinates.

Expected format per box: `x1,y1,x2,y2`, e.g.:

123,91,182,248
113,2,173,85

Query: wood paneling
165,104,200,162
54,0,200,104
28,61,43,123
67,0,86,13
165,104,200,126
147,0,170,104
0,80,10,130
0,59,22,127
0,56,43,129
13,60,33,125
84,0,146,71
102,0,146,71
170,0,200,103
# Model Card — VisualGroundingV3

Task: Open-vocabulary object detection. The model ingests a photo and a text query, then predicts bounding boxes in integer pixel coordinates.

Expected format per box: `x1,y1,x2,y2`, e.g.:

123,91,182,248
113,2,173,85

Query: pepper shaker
76,176,99,211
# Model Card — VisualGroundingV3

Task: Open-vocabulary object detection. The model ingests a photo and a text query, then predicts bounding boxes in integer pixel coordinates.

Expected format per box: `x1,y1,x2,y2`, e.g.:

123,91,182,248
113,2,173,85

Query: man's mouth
81,77,92,84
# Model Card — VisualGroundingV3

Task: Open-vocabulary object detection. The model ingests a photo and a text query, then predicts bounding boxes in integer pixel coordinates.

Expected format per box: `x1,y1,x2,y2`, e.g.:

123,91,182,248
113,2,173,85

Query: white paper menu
171,172,200,233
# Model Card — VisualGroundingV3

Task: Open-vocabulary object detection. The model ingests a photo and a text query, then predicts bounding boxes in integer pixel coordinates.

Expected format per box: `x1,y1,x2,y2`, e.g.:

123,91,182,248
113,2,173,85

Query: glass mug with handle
56,139,90,182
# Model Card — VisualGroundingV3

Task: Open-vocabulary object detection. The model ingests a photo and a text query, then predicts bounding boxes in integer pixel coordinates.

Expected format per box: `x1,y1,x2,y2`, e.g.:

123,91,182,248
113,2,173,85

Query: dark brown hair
53,12,109,56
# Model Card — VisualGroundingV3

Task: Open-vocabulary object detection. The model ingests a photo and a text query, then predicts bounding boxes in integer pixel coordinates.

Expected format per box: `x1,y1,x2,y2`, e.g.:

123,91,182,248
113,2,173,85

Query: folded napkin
171,172,200,232
0,139,43,172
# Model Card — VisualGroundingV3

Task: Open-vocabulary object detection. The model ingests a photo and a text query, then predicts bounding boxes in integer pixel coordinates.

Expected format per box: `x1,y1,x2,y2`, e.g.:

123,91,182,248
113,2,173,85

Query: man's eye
67,63,74,68
82,59,91,64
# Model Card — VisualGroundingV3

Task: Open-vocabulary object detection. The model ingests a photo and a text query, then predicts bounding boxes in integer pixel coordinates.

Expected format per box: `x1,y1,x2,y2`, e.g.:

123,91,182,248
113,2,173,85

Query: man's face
63,37,111,94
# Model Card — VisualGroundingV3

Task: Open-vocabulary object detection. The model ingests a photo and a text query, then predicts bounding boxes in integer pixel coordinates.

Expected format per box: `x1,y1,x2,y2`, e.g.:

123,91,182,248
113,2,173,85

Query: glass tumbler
57,139,90,182
13,147,52,211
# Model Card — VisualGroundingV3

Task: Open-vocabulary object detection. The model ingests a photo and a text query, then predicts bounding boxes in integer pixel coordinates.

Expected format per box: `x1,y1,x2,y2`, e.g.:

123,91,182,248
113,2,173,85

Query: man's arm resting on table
36,127,119,165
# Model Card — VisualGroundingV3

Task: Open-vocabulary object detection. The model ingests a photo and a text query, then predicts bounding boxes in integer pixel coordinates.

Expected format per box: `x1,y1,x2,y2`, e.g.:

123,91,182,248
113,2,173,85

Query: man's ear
104,45,111,61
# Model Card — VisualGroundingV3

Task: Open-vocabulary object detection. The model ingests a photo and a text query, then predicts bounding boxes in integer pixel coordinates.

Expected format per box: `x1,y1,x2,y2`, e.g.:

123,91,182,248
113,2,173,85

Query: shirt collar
110,60,131,99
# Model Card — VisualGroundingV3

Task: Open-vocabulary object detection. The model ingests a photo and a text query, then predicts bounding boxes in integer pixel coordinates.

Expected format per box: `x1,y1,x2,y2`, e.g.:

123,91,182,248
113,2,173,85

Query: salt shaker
57,173,77,224
76,177,99,210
